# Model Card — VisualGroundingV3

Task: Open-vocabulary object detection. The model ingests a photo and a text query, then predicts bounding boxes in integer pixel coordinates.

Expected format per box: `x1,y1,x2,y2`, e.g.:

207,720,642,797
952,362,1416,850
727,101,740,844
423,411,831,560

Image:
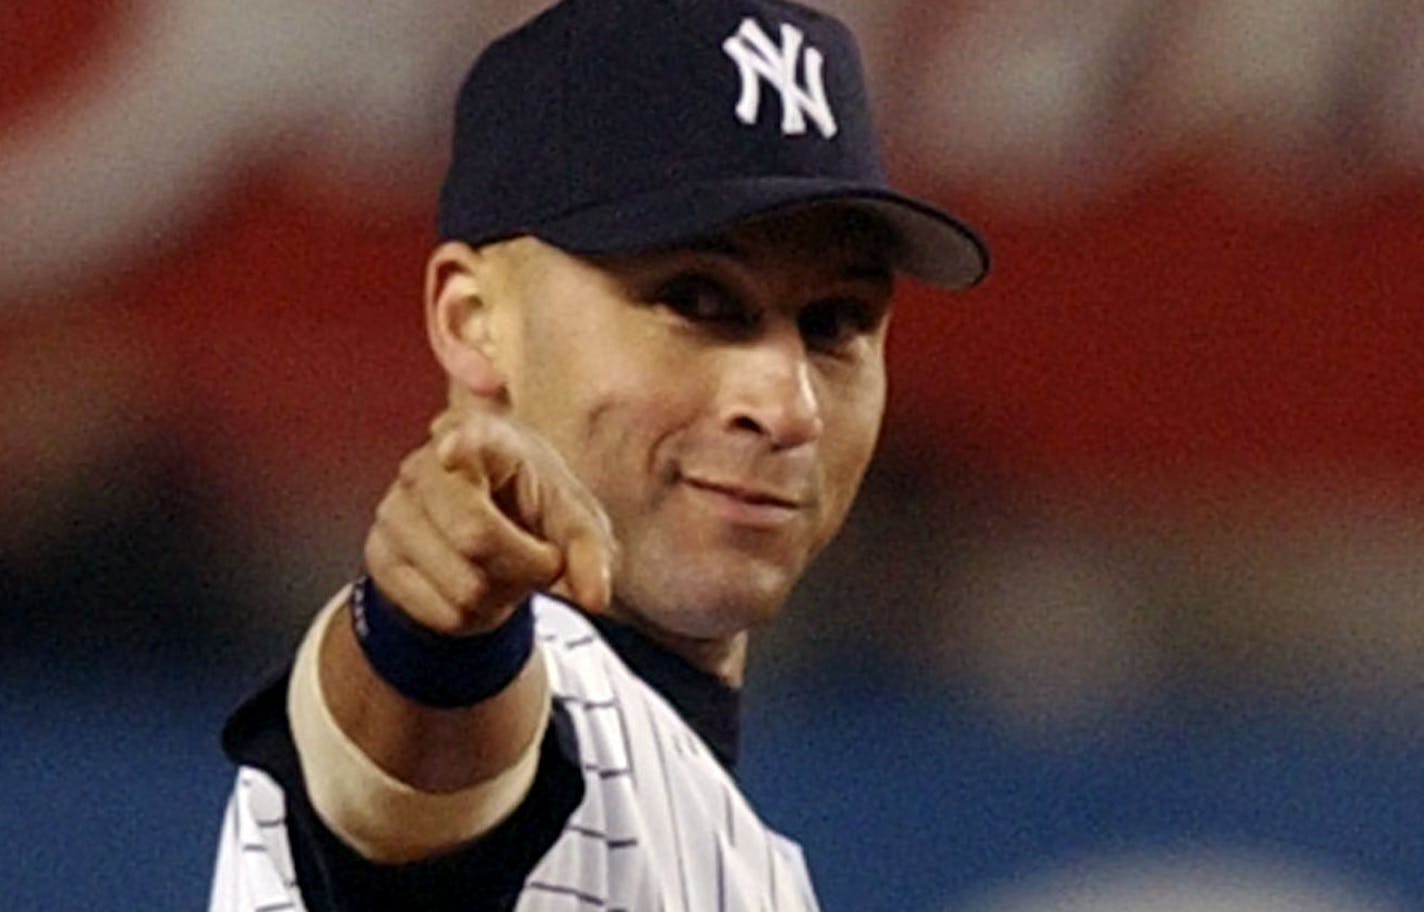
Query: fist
363,408,617,636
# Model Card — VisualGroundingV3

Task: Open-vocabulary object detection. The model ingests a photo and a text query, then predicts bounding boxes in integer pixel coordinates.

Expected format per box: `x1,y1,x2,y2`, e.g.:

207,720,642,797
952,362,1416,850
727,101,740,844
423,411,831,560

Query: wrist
349,574,535,708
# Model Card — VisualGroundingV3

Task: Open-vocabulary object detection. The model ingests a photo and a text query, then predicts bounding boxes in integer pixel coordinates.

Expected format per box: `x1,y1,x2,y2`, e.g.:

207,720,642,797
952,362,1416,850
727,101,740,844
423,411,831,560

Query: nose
720,324,823,449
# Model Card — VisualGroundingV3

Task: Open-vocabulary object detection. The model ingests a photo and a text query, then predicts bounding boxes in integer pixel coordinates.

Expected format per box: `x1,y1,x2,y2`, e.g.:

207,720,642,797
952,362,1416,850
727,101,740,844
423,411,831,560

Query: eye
799,298,878,353
653,273,754,329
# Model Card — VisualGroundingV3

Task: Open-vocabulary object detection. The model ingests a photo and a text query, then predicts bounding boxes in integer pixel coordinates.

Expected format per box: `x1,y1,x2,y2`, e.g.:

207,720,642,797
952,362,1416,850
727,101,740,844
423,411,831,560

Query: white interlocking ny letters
722,18,838,140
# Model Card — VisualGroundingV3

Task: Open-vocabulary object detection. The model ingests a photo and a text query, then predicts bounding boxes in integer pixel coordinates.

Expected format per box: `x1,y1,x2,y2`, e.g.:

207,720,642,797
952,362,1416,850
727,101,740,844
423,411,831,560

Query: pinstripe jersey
209,594,822,912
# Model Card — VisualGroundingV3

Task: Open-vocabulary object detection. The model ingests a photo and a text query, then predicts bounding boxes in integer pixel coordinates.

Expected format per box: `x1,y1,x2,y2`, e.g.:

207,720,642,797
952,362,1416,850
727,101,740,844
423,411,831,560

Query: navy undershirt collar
589,616,742,774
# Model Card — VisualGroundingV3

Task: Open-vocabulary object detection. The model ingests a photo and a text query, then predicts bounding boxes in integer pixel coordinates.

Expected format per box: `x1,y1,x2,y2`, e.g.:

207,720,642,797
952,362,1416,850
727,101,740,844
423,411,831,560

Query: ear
424,241,505,399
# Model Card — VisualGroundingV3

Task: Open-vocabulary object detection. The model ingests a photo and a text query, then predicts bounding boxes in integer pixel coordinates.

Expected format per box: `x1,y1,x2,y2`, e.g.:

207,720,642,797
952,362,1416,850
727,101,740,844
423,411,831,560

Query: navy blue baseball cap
437,0,989,290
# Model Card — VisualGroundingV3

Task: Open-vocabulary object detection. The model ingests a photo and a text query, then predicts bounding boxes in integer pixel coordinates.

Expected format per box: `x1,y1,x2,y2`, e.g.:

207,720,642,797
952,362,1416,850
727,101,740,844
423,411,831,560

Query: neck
604,603,749,688
658,629,749,689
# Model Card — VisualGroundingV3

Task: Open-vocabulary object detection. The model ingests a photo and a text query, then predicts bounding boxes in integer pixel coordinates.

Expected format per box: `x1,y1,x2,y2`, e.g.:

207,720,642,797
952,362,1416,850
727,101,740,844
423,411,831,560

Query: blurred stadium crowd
3,1,1423,910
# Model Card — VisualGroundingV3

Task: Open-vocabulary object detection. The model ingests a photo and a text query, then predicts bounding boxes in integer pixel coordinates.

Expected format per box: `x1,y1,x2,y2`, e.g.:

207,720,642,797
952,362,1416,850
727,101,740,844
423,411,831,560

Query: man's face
490,207,894,641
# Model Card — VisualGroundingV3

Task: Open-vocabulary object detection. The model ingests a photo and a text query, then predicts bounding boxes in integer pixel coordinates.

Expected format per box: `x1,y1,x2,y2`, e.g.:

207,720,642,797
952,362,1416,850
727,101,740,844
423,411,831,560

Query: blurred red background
6,4,1424,911
8,2,1423,525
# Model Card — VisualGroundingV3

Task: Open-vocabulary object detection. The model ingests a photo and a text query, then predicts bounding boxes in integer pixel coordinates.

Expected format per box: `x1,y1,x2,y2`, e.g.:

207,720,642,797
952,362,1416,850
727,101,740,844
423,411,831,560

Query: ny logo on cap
722,18,838,139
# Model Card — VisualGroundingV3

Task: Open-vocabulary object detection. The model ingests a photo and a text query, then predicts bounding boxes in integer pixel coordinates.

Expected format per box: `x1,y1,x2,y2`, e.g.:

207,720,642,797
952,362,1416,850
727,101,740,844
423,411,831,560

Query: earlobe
425,241,505,398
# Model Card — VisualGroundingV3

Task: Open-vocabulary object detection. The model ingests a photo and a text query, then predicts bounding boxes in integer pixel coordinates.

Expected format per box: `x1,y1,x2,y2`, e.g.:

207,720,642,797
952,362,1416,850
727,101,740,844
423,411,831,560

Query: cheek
562,336,710,505
514,293,690,447
815,371,886,531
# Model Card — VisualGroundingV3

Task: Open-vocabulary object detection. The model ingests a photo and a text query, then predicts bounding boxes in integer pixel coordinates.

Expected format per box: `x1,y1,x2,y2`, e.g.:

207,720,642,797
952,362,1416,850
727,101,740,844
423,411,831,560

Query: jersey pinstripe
209,595,821,912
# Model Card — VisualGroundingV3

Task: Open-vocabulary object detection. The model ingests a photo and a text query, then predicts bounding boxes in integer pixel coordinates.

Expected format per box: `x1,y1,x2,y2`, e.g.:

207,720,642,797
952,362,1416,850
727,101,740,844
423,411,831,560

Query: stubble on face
483,211,892,670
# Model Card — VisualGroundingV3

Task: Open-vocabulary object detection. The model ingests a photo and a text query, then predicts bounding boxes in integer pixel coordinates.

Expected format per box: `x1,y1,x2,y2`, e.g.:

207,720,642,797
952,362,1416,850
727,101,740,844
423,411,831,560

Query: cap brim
530,177,989,291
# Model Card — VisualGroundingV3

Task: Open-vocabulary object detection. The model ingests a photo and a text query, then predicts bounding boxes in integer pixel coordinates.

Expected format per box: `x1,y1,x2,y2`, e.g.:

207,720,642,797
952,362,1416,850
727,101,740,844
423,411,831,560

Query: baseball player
208,0,987,910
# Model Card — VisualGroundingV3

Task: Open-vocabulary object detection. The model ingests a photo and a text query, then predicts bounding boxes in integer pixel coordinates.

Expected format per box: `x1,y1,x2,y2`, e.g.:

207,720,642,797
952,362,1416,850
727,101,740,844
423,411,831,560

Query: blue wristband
349,574,536,708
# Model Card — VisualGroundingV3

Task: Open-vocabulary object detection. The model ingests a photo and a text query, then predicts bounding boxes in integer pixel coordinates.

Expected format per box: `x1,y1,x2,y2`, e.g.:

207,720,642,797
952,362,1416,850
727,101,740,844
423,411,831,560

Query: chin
619,552,795,641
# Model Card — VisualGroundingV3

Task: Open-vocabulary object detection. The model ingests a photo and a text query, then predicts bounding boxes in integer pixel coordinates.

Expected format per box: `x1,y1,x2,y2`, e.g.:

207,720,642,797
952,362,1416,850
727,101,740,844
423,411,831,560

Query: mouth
679,476,806,527
684,478,801,508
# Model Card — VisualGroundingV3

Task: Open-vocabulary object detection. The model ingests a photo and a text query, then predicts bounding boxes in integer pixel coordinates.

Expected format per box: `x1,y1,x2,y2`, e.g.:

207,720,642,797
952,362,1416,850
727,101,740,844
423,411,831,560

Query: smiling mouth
682,478,802,509
679,476,809,529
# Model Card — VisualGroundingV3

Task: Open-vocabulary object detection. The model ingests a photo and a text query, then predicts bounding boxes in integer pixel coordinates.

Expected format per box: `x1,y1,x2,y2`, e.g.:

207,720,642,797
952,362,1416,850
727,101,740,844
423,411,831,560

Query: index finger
501,437,617,614
437,416,618,611
435,417,528,495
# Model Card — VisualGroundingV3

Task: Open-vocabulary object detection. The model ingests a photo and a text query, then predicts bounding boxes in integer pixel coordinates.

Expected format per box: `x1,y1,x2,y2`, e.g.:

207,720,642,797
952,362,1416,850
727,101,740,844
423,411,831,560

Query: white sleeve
287,592,548,863
207,769,306,912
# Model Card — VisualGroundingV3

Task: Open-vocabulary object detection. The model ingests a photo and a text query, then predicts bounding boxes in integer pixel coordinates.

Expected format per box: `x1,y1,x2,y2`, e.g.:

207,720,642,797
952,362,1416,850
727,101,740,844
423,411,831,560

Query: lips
681,477,803,509
678,474,811,530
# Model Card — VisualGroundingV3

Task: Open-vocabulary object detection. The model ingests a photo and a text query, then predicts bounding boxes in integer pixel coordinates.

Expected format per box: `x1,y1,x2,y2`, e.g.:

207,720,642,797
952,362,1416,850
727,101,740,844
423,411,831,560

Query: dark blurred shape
0,431,268,684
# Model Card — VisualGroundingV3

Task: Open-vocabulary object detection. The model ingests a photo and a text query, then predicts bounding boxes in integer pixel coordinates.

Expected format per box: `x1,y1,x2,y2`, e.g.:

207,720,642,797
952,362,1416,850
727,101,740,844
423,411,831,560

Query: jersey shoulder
525,594,822,912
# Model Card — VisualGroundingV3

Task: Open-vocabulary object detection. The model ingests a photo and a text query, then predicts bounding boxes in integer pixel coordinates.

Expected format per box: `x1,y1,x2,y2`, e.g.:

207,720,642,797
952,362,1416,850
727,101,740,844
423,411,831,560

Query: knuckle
449,515,494,557
434,427,463,463
373,493,402,529
506,548,556,591
459,415,497,449
397,450,424,485
450,571,488,611
362,531,388,571
384,569,445,629
368,560,415,613
428,410,458,438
